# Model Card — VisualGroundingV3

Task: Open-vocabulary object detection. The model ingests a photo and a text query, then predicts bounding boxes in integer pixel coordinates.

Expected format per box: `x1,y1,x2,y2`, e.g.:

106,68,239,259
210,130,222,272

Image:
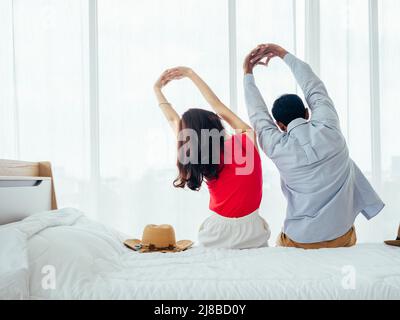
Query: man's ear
276,121,287,132
305,108,310,120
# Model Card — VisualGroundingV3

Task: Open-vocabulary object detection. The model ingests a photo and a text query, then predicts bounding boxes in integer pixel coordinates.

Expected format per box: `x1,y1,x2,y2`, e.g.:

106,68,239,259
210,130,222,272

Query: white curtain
1,0,398,242
378,0,400,239
0,0,93,212
320,0,372,173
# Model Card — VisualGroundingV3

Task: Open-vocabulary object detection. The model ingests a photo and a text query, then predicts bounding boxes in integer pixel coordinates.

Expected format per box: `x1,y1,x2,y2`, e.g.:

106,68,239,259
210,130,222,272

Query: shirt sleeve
283,53,340,125
244,74,283,158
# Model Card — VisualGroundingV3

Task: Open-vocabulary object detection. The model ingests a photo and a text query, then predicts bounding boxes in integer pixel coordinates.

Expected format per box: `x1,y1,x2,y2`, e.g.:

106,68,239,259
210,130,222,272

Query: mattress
1,208,399,300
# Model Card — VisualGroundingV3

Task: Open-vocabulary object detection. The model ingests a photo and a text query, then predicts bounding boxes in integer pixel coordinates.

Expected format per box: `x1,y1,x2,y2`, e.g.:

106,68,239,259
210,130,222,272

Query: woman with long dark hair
153,67,270,249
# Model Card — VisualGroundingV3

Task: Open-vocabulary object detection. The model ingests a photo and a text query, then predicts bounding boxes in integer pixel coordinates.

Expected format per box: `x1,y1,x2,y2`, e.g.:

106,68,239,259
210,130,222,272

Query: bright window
0,0,92,211
97,0,230,235
320,0,372,174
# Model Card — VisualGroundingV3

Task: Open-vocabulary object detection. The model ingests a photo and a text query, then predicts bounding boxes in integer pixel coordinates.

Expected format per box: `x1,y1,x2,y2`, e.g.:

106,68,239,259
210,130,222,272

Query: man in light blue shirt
243,44,385,248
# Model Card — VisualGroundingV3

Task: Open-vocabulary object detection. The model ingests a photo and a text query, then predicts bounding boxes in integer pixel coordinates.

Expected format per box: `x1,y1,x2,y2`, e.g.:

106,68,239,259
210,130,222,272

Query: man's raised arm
256,44,339,125
282,52,339,124
243,48,283,158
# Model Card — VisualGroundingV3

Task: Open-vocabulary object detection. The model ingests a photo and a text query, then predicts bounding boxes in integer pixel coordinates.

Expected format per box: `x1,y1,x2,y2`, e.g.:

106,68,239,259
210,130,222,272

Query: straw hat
124,224,193,253
384,225,400,247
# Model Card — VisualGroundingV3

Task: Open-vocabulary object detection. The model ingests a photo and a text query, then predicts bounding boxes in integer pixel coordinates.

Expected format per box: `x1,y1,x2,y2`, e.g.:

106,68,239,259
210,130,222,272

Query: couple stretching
153,43,385,250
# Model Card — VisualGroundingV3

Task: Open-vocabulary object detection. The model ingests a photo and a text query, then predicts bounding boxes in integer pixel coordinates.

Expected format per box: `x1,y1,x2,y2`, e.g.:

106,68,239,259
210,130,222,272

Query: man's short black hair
272,94,306,126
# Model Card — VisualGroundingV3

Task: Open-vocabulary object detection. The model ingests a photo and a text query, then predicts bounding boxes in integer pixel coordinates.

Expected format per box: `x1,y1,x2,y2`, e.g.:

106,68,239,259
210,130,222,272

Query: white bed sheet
1,208,399,300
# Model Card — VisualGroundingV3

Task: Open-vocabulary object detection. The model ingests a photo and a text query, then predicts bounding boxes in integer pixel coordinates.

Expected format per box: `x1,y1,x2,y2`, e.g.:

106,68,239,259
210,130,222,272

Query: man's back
244,52,384,243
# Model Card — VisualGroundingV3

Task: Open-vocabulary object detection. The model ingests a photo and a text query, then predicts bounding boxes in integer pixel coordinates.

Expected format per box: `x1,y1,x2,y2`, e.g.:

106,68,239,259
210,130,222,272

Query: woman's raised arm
163,67,256,144
153,70,181,135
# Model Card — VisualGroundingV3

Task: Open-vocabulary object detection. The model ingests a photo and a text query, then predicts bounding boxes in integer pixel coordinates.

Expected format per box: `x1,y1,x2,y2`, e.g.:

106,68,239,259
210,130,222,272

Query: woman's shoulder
227,131,258,151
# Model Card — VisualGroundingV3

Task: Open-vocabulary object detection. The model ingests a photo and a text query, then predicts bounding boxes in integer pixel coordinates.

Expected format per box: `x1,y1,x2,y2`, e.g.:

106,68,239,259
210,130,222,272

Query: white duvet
1,208,400,300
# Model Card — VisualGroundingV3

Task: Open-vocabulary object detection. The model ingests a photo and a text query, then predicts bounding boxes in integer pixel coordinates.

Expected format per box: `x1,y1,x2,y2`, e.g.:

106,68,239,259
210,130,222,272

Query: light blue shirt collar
287,118,308,133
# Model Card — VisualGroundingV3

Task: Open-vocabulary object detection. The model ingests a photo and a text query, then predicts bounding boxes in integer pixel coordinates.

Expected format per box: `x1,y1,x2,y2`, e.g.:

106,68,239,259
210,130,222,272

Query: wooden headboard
0,159,57,210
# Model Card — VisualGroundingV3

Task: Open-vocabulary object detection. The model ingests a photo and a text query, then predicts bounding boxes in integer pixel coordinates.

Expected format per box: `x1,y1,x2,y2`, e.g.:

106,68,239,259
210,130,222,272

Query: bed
1,160,400,300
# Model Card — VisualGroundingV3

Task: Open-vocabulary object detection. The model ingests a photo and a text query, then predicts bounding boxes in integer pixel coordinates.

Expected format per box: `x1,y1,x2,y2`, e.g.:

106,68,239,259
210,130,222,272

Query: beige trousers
276,226,357,249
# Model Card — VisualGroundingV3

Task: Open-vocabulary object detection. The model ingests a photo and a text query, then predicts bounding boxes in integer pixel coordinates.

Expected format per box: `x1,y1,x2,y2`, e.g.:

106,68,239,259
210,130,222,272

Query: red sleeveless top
206,133,263,218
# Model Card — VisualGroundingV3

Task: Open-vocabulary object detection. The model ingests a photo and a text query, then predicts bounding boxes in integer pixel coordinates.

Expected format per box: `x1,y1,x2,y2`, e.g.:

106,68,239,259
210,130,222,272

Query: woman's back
207,133,263,218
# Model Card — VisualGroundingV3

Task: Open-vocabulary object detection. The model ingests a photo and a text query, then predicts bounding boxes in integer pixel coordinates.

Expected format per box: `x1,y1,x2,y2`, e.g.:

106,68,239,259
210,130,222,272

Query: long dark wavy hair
173,108,225,191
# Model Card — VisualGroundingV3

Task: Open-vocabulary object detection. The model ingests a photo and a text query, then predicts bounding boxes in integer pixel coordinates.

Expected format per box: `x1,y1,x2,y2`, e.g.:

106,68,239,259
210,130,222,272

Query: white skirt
198,209,271,249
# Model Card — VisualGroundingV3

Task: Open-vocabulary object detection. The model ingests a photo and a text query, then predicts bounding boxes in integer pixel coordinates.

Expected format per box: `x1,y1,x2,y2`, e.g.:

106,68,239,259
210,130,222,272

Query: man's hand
243,44,289,74
243,45,271,74
259,44,288,62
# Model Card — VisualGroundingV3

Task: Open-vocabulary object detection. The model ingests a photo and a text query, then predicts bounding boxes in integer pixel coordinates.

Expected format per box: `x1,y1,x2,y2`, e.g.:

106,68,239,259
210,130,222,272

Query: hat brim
124,239,193,253
384,240,400,247
124,239,142,251
176,240,193,251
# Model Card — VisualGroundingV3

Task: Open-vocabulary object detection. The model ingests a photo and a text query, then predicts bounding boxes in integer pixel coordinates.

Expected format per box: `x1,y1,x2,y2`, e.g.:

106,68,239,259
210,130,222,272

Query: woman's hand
154,70,171,90
153,69,181,135
154,67,193,91
163,66,193,82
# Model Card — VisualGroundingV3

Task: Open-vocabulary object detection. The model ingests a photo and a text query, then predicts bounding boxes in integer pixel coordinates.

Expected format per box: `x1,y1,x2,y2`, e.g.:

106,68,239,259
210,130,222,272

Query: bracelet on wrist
159,102,171,107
